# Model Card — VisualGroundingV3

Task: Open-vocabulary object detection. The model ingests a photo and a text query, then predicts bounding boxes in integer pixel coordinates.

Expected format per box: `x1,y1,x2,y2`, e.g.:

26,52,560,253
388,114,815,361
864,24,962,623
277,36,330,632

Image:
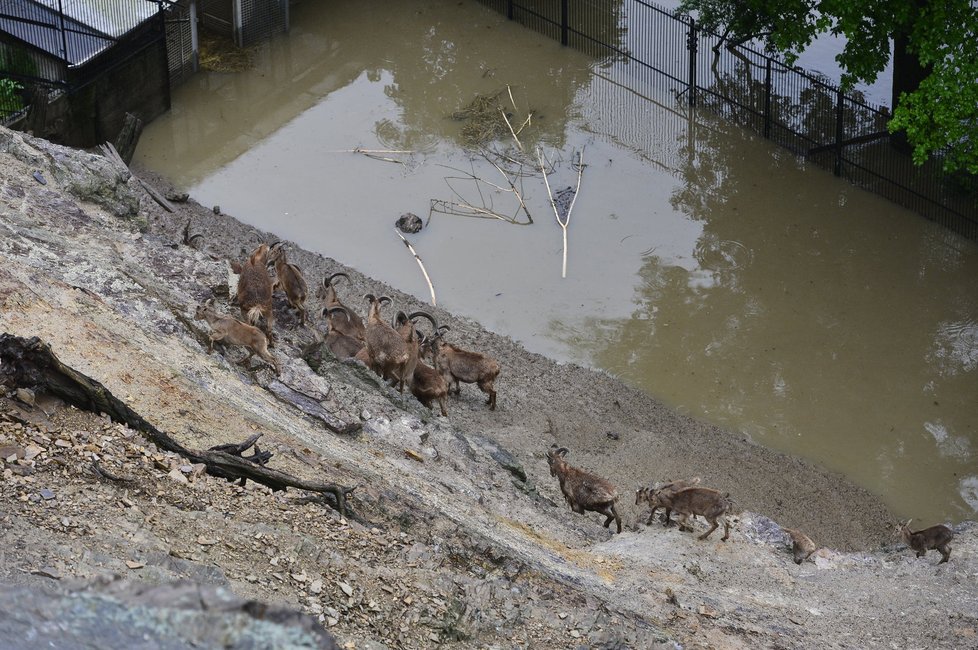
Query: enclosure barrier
477,0,977,241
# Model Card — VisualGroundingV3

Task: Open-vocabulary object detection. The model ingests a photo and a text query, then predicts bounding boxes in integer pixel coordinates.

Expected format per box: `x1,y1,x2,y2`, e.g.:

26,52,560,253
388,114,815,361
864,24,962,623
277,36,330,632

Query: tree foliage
678,0,978,174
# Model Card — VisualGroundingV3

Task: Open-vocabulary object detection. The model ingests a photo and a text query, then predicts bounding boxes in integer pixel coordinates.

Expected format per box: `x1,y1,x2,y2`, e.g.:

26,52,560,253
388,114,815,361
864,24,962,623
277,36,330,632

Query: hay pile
451,90,511,148
198,31,257,73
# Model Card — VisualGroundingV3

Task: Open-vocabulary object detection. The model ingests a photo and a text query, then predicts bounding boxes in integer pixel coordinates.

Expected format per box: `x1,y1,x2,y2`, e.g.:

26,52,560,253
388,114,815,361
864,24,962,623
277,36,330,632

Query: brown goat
317,272,365,341
422,325,500,410
897,520,953,564
363,294,413,392
636,477,701,526
408,327,449,417
230,243,275,343
193,300,279,375
267,242,308,326
546,446,621,533
321,306,365,360
783,528,818,565
652,486,733,541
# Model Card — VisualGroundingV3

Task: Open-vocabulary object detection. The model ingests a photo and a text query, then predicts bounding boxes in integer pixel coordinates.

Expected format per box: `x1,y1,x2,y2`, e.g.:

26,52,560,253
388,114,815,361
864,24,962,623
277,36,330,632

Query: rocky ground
1,126,976,649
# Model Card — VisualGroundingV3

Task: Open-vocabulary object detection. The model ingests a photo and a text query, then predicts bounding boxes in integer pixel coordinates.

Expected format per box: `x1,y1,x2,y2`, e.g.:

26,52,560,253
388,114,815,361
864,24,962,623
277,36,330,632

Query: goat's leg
916,550,926,558
677,513,693,532
207,334,222,352
720,517,730,542
698,517,719,540
938,545,951,563
645,507,657,526
662,507,674,527
438,397,448,417
611,504,622,533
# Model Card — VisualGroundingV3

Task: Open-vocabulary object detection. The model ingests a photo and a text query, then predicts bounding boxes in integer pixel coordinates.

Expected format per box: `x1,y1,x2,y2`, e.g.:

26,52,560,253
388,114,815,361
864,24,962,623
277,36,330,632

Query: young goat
267,242,308,326
194,300,279,375
321,306,365,360
422,325,500,410
897,520,953,564
546,446,621,533
651,486,733,541
317,272,365,342
230,243,275,343
635,477,701,526
363,294,413,393
783,527,818,565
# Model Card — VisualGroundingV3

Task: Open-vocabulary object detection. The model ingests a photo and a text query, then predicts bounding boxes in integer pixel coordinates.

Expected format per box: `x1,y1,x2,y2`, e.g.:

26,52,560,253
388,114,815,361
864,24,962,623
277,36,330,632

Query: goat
635,477,701,526
230,242,275,343
317,272,365,341
363,294,414,393
406,325,448,417
651,486,733,541
193,300,279,375
422,325,500,410
782,527,817,565
546,446,621,533
267,241,308,326
897,519,953,564
321,306,365,360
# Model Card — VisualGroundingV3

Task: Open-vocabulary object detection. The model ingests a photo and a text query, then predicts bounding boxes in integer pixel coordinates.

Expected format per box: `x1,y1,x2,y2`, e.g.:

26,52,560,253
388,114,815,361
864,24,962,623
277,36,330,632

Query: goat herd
192,239,500,416
193,239,955,566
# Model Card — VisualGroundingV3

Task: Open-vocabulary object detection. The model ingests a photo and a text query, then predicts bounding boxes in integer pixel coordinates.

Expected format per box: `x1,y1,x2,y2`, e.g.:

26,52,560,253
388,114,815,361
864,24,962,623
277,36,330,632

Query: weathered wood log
0,334,357,516
113,112,143,165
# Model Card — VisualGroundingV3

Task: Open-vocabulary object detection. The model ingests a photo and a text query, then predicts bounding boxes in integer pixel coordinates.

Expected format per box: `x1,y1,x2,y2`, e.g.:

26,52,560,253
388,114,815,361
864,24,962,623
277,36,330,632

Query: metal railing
477,0,977,241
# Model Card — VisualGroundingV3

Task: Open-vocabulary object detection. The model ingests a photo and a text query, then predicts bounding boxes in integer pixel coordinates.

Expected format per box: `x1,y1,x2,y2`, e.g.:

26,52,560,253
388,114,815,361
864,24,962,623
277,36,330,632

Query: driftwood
0,334,357,516
97,141,175,213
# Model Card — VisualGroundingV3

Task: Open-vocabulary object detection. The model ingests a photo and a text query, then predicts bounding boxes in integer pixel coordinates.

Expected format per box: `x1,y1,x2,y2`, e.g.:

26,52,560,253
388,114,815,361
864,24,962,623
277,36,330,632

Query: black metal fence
477,0,977,241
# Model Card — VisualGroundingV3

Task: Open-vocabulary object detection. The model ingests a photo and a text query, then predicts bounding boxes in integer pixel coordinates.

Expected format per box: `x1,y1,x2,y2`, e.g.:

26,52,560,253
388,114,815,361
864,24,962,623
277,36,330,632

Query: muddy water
135,0,978,524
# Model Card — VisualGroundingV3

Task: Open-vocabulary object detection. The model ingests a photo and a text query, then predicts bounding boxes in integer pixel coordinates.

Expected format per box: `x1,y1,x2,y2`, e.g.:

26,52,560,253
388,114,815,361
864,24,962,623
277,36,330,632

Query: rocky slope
1,126,976,649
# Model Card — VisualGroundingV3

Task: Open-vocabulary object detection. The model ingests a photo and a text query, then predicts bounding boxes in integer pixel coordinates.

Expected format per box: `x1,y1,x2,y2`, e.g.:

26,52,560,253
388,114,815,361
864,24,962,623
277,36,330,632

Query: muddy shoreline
132,161,892,551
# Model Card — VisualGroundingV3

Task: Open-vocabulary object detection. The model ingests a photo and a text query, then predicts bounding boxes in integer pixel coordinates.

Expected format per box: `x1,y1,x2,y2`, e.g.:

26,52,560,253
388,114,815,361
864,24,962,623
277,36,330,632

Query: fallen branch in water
394,230,437,306
537,147,586,278
0,334,358,516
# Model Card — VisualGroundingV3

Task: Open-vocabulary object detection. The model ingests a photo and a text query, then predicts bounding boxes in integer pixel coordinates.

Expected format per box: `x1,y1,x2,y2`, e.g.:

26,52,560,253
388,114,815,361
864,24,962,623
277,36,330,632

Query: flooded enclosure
134,0,978,524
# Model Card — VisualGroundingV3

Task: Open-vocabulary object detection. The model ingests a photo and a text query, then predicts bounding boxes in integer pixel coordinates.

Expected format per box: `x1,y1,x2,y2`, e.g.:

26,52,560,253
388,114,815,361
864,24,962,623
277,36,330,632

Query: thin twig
506,84,518,112
483,153,533,224
394,230,437,306
499,108,523,152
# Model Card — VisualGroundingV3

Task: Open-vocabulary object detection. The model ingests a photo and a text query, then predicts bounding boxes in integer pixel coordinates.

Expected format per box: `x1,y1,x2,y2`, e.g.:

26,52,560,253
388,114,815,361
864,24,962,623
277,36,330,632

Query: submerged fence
476,0,977,241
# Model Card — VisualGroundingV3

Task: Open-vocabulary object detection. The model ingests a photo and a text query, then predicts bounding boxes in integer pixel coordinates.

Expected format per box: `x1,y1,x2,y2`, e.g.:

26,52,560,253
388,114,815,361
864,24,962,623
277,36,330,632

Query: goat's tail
246,306,263,326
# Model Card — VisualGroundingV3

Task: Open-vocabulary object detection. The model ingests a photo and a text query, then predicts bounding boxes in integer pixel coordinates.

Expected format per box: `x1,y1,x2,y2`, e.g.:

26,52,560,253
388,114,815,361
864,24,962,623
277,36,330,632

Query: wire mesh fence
477,0,977,240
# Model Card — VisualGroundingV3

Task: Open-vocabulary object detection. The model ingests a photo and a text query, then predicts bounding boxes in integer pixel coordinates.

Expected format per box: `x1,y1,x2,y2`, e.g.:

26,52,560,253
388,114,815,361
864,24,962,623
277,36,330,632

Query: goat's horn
269,241,283,251
364,293,376,303
324,272,349,287
378,296,393,306
555,447,569,457
436,324,451,333
392,311,409,328
248,229,264,243
408,311,437,330
324,305,350,318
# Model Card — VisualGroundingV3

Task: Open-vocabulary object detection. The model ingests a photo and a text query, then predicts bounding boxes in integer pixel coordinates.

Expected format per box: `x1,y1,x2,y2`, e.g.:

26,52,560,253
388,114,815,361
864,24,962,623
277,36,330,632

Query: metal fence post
507,0,513,20
686,18,697,106
561,0,569,46
763,58,772,138
834,90,844,176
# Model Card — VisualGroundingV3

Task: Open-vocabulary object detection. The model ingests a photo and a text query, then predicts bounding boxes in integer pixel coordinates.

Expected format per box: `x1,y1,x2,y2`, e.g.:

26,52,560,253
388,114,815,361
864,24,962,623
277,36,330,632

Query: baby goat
194,300,279,375
546,446,621,533
651,486,733,541
407,326,449,417
897,520,953,564
317,272,365,342
783,527,818,565
636,477,701,526
267,241,308,326
423,326,500,410
230,243,275,343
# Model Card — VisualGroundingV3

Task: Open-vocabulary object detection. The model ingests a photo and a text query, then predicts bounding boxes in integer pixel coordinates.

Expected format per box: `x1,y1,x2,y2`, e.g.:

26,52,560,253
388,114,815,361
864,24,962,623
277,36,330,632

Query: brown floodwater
135,0,978,524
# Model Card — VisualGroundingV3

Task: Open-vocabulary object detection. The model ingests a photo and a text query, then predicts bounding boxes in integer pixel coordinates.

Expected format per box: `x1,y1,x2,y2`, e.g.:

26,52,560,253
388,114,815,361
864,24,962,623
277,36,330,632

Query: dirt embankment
2,127,976,649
